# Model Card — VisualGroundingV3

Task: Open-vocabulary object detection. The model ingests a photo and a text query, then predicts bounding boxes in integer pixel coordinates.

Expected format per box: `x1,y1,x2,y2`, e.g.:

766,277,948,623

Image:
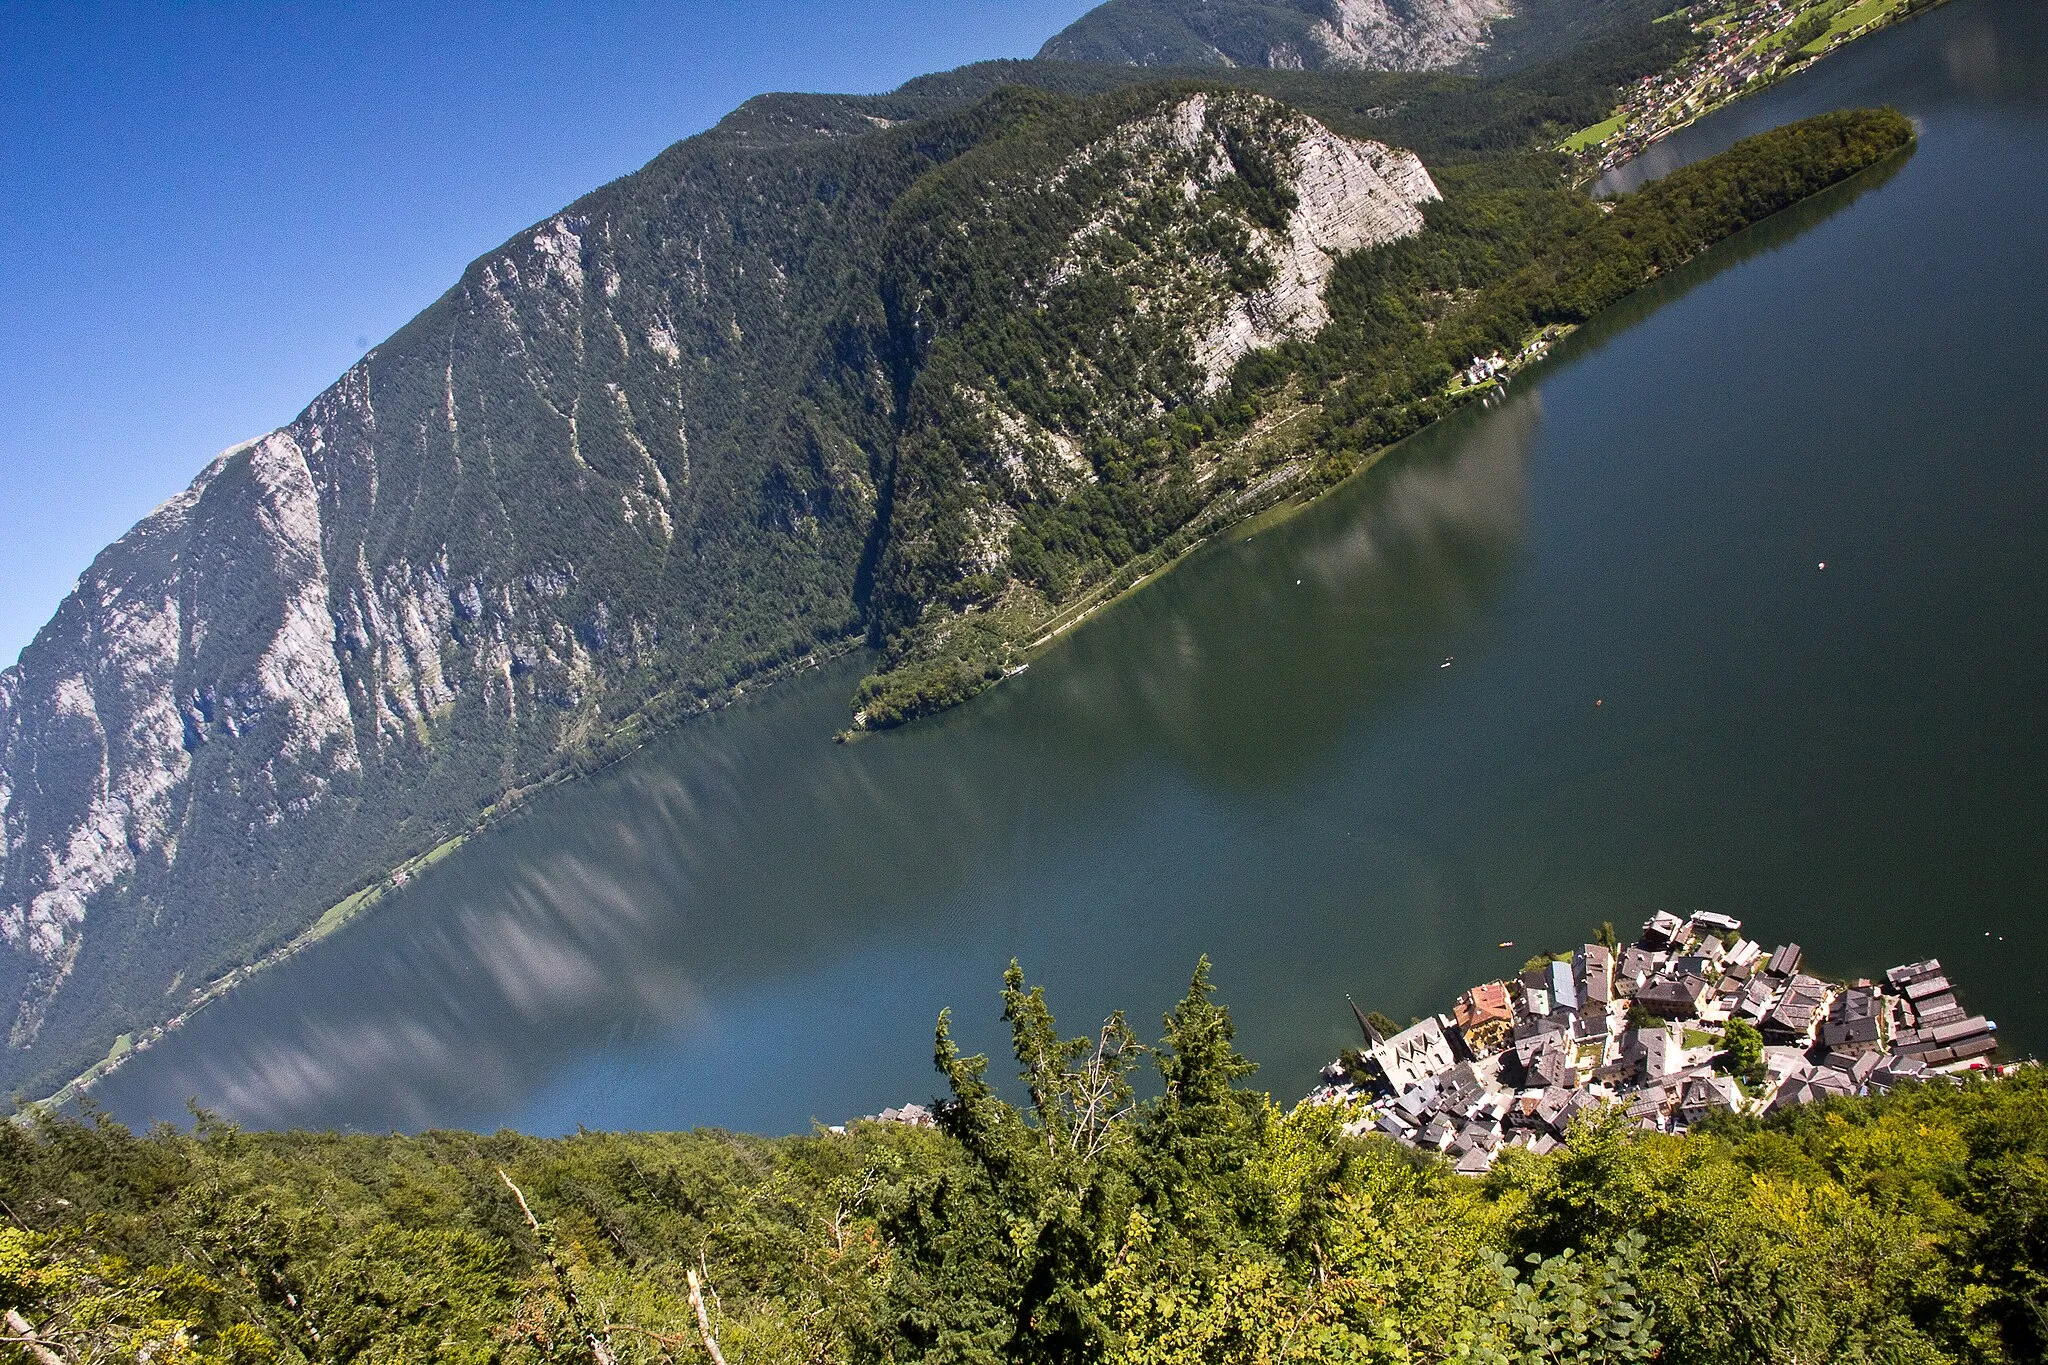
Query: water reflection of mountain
1003,393,1539,788
93,395,1540,1134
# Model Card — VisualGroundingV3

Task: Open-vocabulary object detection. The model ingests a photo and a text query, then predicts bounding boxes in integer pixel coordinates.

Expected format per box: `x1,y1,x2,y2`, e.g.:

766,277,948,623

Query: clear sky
0,1,1098,665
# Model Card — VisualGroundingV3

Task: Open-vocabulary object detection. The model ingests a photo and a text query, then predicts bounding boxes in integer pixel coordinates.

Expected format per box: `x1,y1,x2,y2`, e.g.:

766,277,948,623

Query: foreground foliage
3,961,2045,1363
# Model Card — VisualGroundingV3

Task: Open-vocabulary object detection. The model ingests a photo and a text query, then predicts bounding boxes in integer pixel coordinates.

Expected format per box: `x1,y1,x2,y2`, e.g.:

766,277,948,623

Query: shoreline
23,635,866,1118
845,320,1575,738
1566,0,1956,182
27,312,1576,1116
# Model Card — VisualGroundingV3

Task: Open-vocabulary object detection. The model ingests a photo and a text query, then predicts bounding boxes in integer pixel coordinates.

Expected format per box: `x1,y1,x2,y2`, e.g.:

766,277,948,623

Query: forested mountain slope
0,89,1039,1090
0,0,1909,1103
0,80,1456,1099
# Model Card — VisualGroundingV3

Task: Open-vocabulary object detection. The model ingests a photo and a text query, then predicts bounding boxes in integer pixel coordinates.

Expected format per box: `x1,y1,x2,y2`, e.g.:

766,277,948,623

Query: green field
1563,110,1627,151
1805,0,1905,50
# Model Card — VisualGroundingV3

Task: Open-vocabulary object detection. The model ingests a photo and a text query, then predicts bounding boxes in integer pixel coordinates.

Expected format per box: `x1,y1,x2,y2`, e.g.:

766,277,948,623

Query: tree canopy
2,958,2044,1363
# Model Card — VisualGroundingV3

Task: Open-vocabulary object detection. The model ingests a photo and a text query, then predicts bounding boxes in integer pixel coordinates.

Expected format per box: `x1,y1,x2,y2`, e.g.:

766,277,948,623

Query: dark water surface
99,0,2048,1135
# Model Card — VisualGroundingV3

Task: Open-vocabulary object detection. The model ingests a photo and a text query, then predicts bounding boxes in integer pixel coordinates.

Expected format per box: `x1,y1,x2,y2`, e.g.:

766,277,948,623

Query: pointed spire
1349,994,1383,1046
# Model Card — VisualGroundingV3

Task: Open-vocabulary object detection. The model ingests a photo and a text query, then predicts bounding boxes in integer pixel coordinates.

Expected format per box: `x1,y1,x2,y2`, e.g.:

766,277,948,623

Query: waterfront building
1453,982,1515,1056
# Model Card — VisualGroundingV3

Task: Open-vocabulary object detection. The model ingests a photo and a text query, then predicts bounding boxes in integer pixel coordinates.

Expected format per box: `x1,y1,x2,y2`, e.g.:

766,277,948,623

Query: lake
97,0,2048,1136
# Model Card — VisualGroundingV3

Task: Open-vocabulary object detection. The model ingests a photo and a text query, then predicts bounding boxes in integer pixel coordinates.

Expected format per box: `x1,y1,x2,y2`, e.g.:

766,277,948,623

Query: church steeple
1348,994,1383,1047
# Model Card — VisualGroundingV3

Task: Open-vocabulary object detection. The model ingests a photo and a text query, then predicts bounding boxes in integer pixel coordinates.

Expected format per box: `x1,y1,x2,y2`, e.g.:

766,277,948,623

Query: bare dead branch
499,1169,617,1365
686,1269,729,1365
2,1309,67,1365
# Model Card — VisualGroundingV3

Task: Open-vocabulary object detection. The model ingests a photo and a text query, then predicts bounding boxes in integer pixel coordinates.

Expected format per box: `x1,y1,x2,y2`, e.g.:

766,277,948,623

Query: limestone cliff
1039,0,1516,73
1182,97,1441,383
1311,0,1518,70
865,90,1437,668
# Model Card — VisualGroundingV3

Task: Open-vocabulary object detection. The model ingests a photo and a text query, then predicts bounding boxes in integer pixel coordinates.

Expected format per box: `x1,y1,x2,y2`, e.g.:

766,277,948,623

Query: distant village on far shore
1314,911,2006,1175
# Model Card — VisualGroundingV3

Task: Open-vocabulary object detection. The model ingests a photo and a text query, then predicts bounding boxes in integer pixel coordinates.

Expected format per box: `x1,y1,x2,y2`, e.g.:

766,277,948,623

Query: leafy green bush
1718,1017,1767,1086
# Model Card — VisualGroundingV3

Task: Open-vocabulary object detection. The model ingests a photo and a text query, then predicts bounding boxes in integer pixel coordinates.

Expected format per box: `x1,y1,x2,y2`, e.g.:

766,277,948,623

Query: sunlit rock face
1043,89,1438,384
1311,0,1516,71
1180,95,1440,386
0,433,363,1047
0,203,747,1073
1039,0,1514,73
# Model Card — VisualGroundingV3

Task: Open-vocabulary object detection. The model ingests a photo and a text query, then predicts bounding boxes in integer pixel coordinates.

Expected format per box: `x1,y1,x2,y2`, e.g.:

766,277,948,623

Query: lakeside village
1308,911,2003,1174
1571,0,1940,174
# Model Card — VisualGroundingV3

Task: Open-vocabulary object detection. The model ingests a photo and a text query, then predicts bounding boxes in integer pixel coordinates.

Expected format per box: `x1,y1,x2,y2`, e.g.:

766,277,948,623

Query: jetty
1315,911,2002,1175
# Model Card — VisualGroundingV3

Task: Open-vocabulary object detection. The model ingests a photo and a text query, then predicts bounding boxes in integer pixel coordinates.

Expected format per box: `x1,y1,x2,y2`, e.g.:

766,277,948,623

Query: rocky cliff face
0,93,976,1088
1183,97,1441,382
1309,0,1517,70
1038,0,1515,72
0,82,1438,1095
863,90,1436,675
0,431,364,1047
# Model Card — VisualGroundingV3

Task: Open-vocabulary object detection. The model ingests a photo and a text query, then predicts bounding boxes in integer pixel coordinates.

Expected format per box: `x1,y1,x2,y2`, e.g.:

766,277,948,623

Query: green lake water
98,0,2048,1135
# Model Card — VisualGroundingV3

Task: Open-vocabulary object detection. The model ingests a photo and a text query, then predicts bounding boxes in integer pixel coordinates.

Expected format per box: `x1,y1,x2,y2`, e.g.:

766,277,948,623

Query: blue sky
0,1,1098,664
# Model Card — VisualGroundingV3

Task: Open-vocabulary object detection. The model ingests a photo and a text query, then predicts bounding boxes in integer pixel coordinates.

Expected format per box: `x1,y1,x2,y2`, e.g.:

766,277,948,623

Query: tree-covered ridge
848,86,1446,726
5,962,2047,1363
0,86,1054,1101
1275,105,1917,446
847,105,1911,728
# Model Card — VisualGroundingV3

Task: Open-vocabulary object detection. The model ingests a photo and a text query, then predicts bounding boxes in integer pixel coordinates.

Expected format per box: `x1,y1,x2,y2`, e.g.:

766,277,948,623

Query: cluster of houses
1587,0,1823,173
828,1102,936,1136
1455,331,1560,394
1461,353,1511,387
1314,911,1999,1175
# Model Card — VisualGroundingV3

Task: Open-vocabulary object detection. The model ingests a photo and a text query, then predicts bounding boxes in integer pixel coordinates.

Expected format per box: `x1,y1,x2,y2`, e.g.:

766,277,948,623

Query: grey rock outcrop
1040,0,1515,73
1186,97,1440,383
1310,0,1516,71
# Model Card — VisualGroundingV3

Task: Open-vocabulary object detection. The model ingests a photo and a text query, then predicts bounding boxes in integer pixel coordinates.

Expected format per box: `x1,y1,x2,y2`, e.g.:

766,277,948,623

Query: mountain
2,0,1913,1101
0,68,1474,1096
1037,0,1517,72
